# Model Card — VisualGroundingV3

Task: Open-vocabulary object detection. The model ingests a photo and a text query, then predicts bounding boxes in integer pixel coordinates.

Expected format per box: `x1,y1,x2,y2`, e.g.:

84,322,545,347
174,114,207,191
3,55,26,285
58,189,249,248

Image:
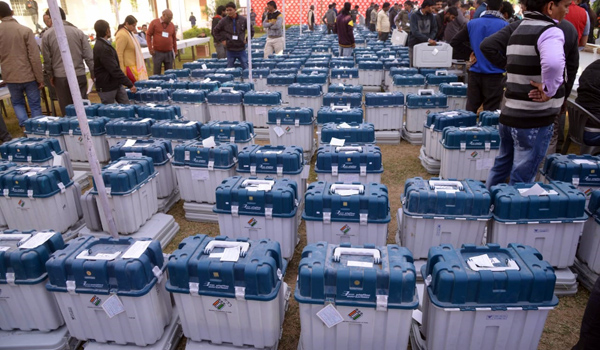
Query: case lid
425,72,459,85
423,243,559,309
406,90,448,107
135,80,164,89
106,118,155,137
205,73,235,83
364,92,404,107
439,82,467,96
358,61,384,69
424,110,478,132
216,67,243,77
296,73,328,85
441,126,500,150
92,157,156,196
243,68,271,78
490,181,587,222
295,242,418,309
46,236,164,296
191,68,218,78
541,154,600,187
301,67,330,75
206,89,244,104
221,81,255,93
151,120,202,140
0,137,64,164
136,105,181,120
171,89,206,103
288,83,323,97
172,140,238,168
389,67,419,76
65,103,101,117
315,144,383,174
0,230,64,285
0,160,17,172
149,73,177,81
200,121,255,143
479,110,500,127
267,74,297,85
303,181,391,223
164,68,191,78
321,122,376,144
323,93,363,108
243,90,282,105
109,139,173,166
403,178,492,218
330,61,356,68
188,80,221,92
317,106,364,124
166,235,284,301
0,165,72,198
383,60,410,69
97,104,137,119
23,116,63,136
327,84,363,94
267,107,314,125
237,145,304,175
214,176,298,217
161,82,190,91
393,74,426,86
60,116,110,136
135,88,171,103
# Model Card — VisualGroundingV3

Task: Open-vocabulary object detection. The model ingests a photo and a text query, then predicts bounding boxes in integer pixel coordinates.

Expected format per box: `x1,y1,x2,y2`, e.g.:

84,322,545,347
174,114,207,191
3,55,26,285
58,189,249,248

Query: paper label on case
122,240,152,259
102,294,125,318
19,231,55,249
317,304,344,328
191,169,210,181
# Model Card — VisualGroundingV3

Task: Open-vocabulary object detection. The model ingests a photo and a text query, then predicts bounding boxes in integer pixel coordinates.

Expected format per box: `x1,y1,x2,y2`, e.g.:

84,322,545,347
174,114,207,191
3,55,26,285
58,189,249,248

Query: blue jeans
486,123,553,189
339,47,354,57
227,50,248,70
7,81,42,126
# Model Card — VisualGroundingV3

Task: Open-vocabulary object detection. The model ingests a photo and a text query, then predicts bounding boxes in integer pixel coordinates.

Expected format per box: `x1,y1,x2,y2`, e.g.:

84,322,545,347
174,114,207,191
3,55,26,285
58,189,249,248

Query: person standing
351,5,360,24
263,1,284,58
444,0,469,60
435,7,458,41
308,5,316,31
389,3,401,29
334,2,356,56
189,12,197,27
212,6,227,59
395,1,414,33
408,0,438,64
213,2,254,69
482,0,570,188
26,0,42,33
0,2,43,130
370,4,380,31
332,3,338,15
262,7,269,24
146,9,177,75
366,2,375,28
323,4,337,34
137,24,148,47
250,8,257,26
565,0,589,47
473,0,488,19
115,15,148,85
41,7,93,116
450,0,508,113
93,20,136,104
377,2,392,41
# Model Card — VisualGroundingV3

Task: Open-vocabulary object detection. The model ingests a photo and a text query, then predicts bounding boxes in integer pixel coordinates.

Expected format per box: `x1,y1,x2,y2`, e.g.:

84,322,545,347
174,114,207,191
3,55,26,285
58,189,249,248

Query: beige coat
376,10,391,33
0,17,43,84
114,28,138,74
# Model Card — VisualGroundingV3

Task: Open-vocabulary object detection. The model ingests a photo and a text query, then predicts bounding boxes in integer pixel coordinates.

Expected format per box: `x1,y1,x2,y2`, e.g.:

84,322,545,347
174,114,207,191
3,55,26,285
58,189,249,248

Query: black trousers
378,32,390,41
573,277,600,350
466,71,505,113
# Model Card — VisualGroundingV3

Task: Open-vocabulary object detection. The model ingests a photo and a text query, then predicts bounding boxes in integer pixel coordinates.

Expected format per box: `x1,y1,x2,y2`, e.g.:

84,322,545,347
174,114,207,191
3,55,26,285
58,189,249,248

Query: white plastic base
247,77,268,91
107,136,150,149
183,202,219,222
173,166,237,204
405,107,447,133
244,105,274,128
288,96,322,117
317,172,382,185
447,97,467,111
330,77,360,86
375,130,402,144
174,102,209,123
73,170,90,189
440,148,499,182
174,282,289,348
269,124,315,156
402,127,423,145
79,213,179,249
389,86,426,101
216,212,298,260
578,217,600,274
207,104,244,122
254,127,270,140
0,325,81,350
488,220,584,268
366,106,403,131
573,258,599,293
158,189,180,213
359,70,384,86
305,220,388,246
64,134,110,163
396,208,487,260
154,162,177,199
554,267,578,296
267,85,290,104
423,127,443,161
52,275,173,346
419,147,441,174
298,303,413,350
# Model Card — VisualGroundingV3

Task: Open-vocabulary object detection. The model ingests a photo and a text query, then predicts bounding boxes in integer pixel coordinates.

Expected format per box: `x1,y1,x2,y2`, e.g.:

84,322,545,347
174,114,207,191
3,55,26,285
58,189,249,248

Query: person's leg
481,73,505,111
113,86,130,104
264,38,274,58
163,51,174,71
52,77,72,116
7,83,29,126
465,71,483,113
572,277,600,350
0,106,12,142
509,124,553,185
546,114,561,155
152,51,164,75
24,81,42,119
97,90,118,104
486,123,515,189
274,37,284,55
77,74,89,100
239,50,249,70
226,50,236,68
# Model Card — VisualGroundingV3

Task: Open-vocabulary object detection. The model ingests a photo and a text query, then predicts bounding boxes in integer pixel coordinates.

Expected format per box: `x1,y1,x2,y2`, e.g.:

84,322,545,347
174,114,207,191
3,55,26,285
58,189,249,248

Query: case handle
330,184,364,195
241,179,275,191
204,241,250,257
82,99,92,106
218,87,235,93
434,70,448,76
335,146,363,153
449,82,464,87
429,180,464,192
0,234,31,243
467,257,520,272
331,104,352,111
333,247,381,264
418,89,435,96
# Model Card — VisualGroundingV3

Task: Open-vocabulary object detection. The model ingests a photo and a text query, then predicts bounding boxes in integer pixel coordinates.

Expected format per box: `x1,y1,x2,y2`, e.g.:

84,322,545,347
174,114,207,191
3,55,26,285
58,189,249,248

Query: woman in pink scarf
115,15,148,83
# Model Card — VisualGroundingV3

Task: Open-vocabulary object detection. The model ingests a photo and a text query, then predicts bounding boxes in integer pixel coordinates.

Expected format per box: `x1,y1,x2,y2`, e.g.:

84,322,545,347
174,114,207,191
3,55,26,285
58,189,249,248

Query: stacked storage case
440,126,500,181
421,243,558,350
65,102,101,117
399,178,491,259
540,154,600,204
295,242,418,350
322,92,363,108
412,42,453,68
60,117,111,163
213,176,299,259
365,92,404,143
243,68,271,91
91,157,158,234
137,105,181,120
268,107,315,156
390,74,426,100
207,88,245,121
151,120,202,148
320,122,376,145
425,71,458,93
134,88,171,105
405,91,448,133
303,182,390,246
46,237,172,346
243,91,282,129
167,235,288,348
479,110,500,127
440,82,468,110
171,89,209,123
288,84,323,116
200,121,255,149
316,106,364,133
358,61,384,86
266,74,296,103
327,84,363,95
0,161,17,228
0,230,65,331
0,137,74,178
97,104,137,119
488,181,586,268
315,144,383,184
23,116,66,152
386,67,418,89
330,68,360,86
579,190,600,274
105,118,155,148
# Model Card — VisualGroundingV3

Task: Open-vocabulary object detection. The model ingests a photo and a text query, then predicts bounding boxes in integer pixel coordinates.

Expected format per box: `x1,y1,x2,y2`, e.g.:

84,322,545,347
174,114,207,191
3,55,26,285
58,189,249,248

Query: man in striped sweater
482,0,571,188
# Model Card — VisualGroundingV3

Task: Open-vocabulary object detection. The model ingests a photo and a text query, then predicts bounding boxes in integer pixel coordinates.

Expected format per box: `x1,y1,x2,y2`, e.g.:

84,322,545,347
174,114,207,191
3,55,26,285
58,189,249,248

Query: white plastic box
314,144,383,184
214,177,299,259
399,178,491,259
0,230,65,332
364,92,405,131
177,103,209,123
405,90,448,133
412,42,453,68
243,91,282,129
578,191,600,274
422,110,478,161
267,107,315,156
0,137,74,179
167,235,288,348
0,166,80,233
46,236,173,346
267,85,290,104
208,104,244,122
61,117,111,163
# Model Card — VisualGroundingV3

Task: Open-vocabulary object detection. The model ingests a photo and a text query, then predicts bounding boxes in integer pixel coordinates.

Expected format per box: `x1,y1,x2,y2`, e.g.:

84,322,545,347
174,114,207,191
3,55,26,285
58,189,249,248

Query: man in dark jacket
213,2,254,69
366,2,375,27
334,2,355,56
212,6,227,59
92,20,135,104
408,0,438,64
435,7,458,41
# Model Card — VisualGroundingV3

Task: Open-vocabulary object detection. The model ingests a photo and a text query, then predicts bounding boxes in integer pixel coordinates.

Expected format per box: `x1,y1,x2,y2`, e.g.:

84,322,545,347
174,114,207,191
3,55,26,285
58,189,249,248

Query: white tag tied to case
317,304,344,328
102,294,125,318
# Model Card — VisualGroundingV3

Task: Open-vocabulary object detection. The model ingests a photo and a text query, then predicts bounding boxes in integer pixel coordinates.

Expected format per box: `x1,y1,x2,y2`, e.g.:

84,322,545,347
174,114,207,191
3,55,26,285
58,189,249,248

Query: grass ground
1,50,588,349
